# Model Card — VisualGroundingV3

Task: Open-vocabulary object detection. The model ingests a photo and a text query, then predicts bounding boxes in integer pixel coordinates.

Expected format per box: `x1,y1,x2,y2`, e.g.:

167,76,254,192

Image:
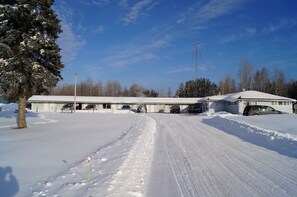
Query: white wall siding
270,101,293,113
226,102,239,114
209,101,226,112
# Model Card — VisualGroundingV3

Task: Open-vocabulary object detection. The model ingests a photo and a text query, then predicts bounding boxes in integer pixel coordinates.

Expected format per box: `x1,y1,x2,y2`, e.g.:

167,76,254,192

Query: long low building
28,95,201,113
28,90,296,114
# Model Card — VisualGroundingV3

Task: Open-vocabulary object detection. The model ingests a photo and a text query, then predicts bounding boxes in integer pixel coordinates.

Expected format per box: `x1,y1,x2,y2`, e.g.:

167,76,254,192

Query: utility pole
192,42,200,81
74,73,77,113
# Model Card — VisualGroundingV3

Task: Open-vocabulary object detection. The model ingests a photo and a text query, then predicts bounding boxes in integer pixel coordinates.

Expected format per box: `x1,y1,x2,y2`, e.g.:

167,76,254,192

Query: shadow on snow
0,166,19,197
202,116,297,159
0,110,39,119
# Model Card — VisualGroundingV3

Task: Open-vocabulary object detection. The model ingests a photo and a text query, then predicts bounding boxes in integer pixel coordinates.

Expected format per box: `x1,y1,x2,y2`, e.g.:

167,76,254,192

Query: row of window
229,101,291,106
271,101,290,105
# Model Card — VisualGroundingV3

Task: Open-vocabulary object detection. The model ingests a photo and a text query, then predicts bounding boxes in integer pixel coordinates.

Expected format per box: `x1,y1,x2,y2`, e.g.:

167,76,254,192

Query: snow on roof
202,93,233,101
201,90,296,102
224,90,296,102
28,91,296,105
28,95,201,104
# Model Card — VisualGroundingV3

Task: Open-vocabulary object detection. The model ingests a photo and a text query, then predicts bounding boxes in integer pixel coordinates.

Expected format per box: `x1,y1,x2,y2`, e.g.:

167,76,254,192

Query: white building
28,90,296,114
203,90,296,114
28,95,201,113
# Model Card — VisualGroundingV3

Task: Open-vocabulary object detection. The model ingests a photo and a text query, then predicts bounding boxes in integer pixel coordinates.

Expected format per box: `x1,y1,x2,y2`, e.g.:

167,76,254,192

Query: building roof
28,91,296,105
202,94,232,101
28,95,201,104
202,90,296,102
224,90,296,102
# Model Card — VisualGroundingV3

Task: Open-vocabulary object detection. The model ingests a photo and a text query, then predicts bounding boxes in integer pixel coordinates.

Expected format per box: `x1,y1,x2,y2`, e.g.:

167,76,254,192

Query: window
103,103,111,109
267,106,274,111
278,102,283,105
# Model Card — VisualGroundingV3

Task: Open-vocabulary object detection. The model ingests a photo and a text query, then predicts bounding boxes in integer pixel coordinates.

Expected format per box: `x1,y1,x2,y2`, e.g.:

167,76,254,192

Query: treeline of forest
51,58,297,100
51,78,170,97
216,58,297,99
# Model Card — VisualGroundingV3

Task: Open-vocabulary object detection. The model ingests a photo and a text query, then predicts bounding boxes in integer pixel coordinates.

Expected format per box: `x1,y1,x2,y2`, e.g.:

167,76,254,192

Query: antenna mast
192,42,200,80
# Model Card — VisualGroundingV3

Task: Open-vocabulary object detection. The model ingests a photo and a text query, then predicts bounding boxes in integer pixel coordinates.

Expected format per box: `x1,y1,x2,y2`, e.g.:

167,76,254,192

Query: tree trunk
17,95,27,128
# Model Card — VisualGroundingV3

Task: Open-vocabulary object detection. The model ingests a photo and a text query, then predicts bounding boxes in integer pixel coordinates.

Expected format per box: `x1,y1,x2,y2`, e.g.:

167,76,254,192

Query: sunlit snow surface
0,104,297,197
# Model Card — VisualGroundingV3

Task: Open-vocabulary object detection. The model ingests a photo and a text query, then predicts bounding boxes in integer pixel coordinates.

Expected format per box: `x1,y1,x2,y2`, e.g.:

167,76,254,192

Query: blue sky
54,0,297,92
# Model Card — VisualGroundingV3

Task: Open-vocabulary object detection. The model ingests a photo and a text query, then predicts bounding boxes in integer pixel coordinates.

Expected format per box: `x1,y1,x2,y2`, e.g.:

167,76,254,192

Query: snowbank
216,112,297,141
202,113,297,159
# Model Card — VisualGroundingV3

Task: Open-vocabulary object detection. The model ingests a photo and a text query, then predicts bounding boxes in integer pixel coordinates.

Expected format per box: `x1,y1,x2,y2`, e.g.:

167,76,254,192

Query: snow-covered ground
0,103,297,197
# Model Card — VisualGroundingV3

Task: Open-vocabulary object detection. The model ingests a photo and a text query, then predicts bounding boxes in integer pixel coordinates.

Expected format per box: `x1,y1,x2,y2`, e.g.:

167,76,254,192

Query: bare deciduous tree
217,75,237,94
272,69,287,96
94,81,103,96
167,87,172,97
238,58,254,91
129,83,145,97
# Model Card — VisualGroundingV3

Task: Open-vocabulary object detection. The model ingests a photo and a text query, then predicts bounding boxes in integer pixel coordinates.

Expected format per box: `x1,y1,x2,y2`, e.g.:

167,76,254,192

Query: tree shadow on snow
0,166,19,197
202,116,297,159
0,110,39,119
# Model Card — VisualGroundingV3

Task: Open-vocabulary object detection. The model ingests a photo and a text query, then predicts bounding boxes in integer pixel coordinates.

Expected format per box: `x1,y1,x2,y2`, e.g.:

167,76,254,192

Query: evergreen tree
177,78,217,98
0,0,63,128
175,83,186,97
143,89,158,97
287,81,297,100
192,78,217,97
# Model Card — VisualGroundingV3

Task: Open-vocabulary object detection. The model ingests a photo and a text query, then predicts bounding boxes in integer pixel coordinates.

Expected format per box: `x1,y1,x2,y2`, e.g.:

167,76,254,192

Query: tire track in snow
31,115,156,197
148,114,297,197
154,117,203,196
162,128,185,197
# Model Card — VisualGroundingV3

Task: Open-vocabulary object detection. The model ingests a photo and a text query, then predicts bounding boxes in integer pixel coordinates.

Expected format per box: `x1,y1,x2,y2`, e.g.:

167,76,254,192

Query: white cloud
166,61,213,75
177,0,247,29
102,36,170,69
58,20,86,64
121,0,154,25
93,26,105,34
91,0,110,6
81,0,110,6
165,67,193,74
221,27,256,43
80,0,91,6
147,37,170,48
118,0,128,8
54,3,86,65
102,44,157,68
196,0,245,22
263,18,297,34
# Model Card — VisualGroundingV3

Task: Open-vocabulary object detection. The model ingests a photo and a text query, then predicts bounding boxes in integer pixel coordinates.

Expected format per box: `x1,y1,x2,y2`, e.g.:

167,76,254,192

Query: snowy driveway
147,114,297,197
1,108,297,197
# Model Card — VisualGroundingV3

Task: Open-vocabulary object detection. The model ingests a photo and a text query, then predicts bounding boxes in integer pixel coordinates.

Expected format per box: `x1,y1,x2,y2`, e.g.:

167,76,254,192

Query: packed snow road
146,114,297,197
1,105,297,196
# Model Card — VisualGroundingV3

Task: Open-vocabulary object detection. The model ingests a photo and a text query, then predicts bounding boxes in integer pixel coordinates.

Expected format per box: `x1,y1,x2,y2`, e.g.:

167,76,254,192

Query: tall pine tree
175,79,217,98
0,0,63,128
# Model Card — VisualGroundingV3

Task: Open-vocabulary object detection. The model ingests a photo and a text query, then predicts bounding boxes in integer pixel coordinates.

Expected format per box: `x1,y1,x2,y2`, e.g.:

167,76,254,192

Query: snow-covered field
0,103,297,197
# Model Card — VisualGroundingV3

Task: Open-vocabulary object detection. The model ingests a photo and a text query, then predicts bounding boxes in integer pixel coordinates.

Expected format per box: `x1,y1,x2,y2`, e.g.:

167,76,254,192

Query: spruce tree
0,0,63,128
178,78,217,98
